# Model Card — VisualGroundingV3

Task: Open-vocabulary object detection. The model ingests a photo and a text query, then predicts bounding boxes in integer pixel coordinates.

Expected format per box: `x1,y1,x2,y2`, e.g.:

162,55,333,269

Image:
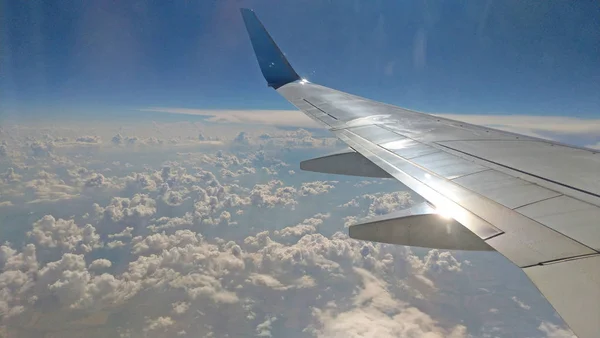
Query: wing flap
516,195,600,251
349,202,495,251
300,151,392,178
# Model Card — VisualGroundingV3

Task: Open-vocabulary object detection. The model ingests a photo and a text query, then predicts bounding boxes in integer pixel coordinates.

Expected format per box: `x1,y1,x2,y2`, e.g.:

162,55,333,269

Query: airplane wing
240,8,600,338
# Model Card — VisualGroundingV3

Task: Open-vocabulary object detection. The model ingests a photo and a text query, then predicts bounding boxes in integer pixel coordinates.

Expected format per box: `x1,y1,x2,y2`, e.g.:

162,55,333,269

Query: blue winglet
241,8,300,89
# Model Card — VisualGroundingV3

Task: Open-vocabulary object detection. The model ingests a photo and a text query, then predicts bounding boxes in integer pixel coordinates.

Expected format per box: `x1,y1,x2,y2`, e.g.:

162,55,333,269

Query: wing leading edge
240,8,600,338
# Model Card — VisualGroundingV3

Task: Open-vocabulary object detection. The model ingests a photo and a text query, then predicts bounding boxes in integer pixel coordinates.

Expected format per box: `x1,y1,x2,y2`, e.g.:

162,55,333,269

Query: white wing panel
381,139,441,159
410,152,488,180
517,195,600,251
439,140,600,199
524,255,600,338
453,170,562,209
348,125,403,144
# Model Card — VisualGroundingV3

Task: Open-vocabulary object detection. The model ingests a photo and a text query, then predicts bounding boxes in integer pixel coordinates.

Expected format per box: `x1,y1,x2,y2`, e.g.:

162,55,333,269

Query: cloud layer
0,118,574,337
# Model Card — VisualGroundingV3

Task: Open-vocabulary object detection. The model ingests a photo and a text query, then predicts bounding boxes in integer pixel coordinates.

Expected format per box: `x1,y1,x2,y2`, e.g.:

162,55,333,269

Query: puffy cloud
310,268,467,338
274,214,329,240
106,240,127,249
365,191,413,216
256,316,277,337
144,316,174,333
421,249,462,274
85,173,107,188
171,301,190,315
27,252,140,311
299,181,337,196
0,244,38,318
28,215,101,253
112,133,125,145
112,133,162,146
248,273,285,290
147,213,194,232
131,230,200,255
89,259,112,270
93,194,157,225
30,140,53,157
162,190,186,206
249,180,297,207
537,321,575,338
511,296,531,310
3,168,21,183
108,227,134,239
233,131,250,145
24,171,80,203
75,135,102,144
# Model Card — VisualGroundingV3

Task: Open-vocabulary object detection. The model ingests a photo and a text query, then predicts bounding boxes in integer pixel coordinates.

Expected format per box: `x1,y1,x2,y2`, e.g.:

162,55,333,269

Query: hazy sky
2,0,599,118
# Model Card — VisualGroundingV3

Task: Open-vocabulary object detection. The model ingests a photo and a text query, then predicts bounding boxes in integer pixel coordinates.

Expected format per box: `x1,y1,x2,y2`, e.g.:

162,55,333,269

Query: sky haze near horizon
1,0,599,120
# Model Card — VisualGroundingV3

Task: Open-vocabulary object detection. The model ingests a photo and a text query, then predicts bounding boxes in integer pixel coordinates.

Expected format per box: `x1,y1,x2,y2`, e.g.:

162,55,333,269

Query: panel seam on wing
436,142,600,200
521,253,600,268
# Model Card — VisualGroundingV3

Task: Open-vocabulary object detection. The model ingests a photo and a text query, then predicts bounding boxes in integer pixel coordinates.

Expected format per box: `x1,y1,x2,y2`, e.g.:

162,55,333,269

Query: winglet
240,8,301,88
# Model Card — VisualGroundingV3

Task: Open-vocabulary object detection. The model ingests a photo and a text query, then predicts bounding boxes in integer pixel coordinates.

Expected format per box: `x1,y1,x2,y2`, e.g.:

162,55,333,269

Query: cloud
28,215,102,253
249,180,297,207
299,181,337,196
89,259,112,270
274,214,329,241
586,141,600,149
171,301,190,315
436,114,600,140
0,142,7,157
0,118,572,337
511,296,531,310
256,315,277,337
537,321,575,338
93,194,157,226
30,140,54,157
139,108,322,128
131,230,200,255
233,131,251,145
144,316,175,333
310,268,467,338
75,135,102,144
139,108,600,147
84,173,107,188
339,191,413,220
24,170,81,203
3,168,21,183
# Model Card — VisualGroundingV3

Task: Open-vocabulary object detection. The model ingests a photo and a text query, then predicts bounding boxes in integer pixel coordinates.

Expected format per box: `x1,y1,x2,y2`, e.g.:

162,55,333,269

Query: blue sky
1,0,599,119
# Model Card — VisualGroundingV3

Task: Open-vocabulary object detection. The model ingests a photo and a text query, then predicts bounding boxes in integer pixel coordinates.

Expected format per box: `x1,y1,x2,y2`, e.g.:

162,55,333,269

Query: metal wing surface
240,9,600,338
